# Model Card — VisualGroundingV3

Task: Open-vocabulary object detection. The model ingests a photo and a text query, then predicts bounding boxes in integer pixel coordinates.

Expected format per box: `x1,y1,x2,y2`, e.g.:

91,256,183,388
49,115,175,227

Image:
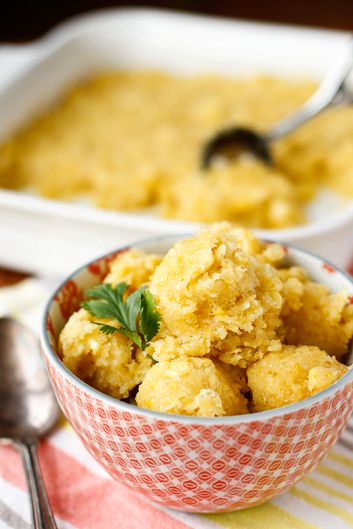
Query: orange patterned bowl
41,236,353,513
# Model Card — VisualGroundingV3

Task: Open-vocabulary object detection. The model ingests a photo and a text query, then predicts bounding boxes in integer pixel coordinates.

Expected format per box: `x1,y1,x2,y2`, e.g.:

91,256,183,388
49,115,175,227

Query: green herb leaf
83,283,129,322
140,289,161,344
124,288,144,331
145,353,158,365
93,322,120,335
82,300,116,320
82,282,160,351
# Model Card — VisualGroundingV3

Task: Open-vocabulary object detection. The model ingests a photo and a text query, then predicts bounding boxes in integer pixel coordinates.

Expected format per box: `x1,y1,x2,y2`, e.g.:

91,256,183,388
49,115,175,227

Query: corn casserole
59,223,352,417
1,71,353,228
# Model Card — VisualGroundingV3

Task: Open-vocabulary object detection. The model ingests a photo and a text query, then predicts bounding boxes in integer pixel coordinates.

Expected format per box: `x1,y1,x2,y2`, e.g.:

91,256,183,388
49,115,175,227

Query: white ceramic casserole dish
0,8,352,275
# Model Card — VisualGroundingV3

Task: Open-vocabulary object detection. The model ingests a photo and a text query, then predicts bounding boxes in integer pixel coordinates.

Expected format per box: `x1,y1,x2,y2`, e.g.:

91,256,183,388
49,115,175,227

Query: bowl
41,235,353,513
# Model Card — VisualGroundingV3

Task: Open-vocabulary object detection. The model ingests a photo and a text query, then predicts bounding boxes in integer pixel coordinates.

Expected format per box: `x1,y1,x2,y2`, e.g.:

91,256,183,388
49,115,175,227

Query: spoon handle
18,442,58,529
267,37,353,142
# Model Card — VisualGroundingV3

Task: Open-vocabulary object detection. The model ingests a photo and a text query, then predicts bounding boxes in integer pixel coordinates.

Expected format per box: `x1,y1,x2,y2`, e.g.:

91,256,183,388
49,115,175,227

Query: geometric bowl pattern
42,237,353,512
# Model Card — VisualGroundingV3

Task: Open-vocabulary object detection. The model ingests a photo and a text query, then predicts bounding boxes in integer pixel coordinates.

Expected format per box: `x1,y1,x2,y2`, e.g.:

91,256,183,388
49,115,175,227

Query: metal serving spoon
201,37,353,169
0,317,60,529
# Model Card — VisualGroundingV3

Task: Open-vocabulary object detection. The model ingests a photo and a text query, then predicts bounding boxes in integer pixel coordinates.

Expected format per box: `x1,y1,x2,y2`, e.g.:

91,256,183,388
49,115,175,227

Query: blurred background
1,0,353,41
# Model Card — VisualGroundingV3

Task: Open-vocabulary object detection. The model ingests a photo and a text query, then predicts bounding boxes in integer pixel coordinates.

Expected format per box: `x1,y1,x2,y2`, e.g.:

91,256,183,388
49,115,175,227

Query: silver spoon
201,37,353,169
0,317,60,529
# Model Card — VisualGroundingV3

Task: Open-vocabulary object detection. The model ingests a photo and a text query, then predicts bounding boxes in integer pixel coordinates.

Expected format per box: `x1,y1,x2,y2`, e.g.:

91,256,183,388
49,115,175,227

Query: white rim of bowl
41,234,353,426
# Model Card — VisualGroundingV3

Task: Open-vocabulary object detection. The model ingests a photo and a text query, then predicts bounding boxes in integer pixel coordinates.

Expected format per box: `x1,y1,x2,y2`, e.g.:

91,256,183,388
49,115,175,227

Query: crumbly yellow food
247,345,348,412
149,223,283,366
279,268,353,360
2,71,353,228
105,249,162,290
214,361,249,394
136,357,248,417
60,224,352,417
59,308,152,399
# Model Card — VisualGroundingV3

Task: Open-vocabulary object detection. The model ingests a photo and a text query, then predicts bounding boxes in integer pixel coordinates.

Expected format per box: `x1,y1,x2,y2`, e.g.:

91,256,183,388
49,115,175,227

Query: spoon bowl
0,317,60,441
0,317,60,529
201,127,272,168
202,37,353,169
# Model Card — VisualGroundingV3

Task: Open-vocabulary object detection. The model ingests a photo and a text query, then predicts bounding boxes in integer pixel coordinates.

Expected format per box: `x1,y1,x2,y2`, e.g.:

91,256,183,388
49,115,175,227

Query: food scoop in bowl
201,37,353,168
42,235,353,513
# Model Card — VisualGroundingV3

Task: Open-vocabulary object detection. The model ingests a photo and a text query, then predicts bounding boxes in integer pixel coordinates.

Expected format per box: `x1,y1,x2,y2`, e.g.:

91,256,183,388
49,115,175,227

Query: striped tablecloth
0,278,353,529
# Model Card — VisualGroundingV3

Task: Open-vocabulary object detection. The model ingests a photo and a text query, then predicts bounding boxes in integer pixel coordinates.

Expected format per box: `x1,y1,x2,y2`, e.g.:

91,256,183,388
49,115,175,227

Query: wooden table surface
0,268,29,288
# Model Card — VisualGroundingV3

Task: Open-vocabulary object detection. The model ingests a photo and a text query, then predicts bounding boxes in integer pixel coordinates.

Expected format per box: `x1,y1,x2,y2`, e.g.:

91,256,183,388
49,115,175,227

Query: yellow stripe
204,502,319,529
304,476,353,505
57,414,69,429
291,487,353,527
317,464,353,489
63,420,73,432
328,451,353,471
55,414,73,431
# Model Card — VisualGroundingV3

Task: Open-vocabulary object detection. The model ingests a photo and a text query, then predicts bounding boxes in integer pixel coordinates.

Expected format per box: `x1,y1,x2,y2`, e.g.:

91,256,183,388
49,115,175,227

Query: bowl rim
41,234,353,425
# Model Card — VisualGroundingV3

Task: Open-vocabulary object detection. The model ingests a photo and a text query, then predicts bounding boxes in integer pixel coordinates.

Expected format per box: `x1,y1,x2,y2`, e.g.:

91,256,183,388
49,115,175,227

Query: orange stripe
0,441,189,529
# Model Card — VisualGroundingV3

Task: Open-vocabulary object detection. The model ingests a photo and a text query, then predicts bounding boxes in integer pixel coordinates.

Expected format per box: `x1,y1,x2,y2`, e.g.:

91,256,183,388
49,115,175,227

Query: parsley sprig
81,283,160,351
